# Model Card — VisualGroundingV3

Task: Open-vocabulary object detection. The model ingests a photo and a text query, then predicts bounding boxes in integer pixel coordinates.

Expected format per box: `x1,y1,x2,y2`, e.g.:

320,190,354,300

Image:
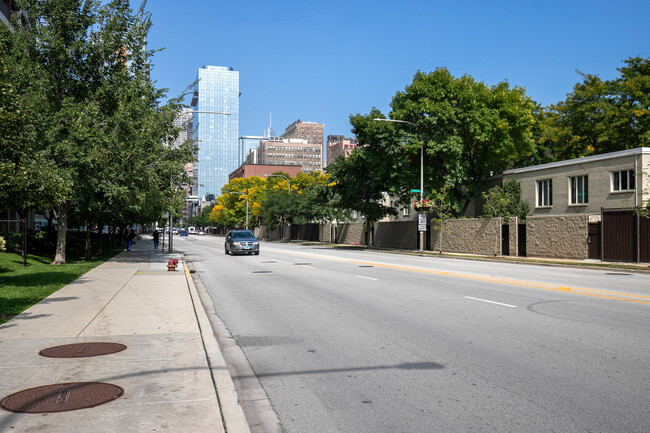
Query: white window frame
569,175,588,205
403,205,411,216
537,179,553,207
611,170,635,192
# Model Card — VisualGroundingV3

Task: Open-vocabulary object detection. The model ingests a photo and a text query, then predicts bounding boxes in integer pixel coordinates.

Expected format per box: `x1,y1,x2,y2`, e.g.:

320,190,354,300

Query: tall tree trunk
52,206,68,265
85,223,92,261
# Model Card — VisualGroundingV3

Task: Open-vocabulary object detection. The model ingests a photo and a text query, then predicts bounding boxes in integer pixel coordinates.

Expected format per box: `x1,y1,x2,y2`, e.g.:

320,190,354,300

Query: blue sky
145,0,648,139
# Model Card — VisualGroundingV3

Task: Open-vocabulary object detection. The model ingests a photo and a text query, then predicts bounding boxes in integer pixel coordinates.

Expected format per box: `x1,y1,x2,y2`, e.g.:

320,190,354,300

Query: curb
183,261,252,433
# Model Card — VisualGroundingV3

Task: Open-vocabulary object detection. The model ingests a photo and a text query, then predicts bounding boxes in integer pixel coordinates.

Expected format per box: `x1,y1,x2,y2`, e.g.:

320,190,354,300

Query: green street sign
410,189,421,192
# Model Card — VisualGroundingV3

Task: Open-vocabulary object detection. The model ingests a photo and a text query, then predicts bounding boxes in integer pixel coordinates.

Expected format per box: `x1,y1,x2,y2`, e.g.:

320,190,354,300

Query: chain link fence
0,219,27,268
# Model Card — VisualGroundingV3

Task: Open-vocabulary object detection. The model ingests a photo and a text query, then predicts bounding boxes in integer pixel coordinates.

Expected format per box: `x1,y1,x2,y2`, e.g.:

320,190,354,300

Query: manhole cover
293,263,311,266
39,342,127,358
1,382,124,413
359,265,374,268
252,271,272,274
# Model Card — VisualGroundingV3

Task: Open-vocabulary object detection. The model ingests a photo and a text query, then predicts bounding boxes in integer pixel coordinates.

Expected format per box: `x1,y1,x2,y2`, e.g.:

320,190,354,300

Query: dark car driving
224,230,260,255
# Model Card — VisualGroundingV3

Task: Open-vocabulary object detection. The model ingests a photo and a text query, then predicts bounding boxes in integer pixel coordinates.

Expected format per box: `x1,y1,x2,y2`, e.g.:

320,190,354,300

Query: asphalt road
176,235,650,433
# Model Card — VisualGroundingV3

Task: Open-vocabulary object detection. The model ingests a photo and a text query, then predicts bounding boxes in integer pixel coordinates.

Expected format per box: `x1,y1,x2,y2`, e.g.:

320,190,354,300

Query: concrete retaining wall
374,221,417,249
526,215,588,260
430,218,502,256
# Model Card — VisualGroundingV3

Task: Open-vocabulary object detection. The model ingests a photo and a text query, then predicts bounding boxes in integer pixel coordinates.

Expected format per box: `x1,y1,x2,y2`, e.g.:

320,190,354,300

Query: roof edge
504,147,650,175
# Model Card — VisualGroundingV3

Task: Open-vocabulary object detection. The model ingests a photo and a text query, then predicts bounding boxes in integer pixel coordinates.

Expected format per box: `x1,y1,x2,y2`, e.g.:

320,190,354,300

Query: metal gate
501,224,510,256
602,209,650,263
517,223,527,257
588,223,601,260
0,219,27,267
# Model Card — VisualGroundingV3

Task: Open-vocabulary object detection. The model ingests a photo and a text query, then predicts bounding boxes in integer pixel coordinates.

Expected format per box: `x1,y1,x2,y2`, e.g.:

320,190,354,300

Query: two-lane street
177,235,650,433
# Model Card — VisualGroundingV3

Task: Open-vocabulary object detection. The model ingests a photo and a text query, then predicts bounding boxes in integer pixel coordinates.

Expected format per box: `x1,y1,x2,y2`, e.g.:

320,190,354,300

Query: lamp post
373,118,425,252
229,192,249,230
265,174,292,240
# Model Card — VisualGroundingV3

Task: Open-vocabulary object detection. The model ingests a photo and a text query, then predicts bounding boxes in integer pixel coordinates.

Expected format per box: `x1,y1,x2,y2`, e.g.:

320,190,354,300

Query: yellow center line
269,250,650,306
191,237,650,305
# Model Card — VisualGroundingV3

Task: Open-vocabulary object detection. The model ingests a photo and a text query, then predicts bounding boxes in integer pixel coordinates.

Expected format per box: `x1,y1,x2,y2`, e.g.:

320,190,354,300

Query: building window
570,175,588,204
403,205,411,216
537,179,552,207
612,170,635,192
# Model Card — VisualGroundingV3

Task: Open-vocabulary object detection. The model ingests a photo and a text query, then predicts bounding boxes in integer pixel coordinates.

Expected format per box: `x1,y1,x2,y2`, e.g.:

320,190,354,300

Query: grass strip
0,250,121,325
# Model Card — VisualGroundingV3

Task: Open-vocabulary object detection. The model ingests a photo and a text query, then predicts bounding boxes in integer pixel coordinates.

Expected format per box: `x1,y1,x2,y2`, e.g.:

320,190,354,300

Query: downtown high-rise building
191,65,239,202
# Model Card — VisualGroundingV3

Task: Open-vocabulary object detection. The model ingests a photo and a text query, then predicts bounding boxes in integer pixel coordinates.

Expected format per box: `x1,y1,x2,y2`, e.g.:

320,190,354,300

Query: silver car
224,230,260,255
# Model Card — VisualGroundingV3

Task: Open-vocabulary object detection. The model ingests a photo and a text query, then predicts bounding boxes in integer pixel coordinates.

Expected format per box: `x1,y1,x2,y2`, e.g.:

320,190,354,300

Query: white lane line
357,276,378,281
464,296,517,308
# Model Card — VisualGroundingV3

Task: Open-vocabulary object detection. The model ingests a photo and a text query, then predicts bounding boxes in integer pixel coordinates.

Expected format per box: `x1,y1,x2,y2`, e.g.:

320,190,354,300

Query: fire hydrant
167,258,178,271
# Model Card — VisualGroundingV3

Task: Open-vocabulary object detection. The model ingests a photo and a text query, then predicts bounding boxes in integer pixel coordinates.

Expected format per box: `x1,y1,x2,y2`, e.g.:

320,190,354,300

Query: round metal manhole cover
293,263,311,266
39,342,127,358
252,271,272,274
1,382,124,413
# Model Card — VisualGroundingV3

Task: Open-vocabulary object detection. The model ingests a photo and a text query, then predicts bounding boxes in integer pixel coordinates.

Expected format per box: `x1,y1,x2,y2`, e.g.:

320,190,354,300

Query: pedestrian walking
152,229,160,250
125,228,136,253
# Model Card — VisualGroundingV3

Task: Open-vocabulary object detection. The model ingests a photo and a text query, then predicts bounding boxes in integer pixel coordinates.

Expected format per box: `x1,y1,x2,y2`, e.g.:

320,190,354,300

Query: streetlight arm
373,118,415,126
265,174,291,194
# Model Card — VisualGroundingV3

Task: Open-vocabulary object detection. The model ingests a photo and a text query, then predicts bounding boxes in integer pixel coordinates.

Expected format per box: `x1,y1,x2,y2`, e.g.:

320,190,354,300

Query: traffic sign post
418,214,427,232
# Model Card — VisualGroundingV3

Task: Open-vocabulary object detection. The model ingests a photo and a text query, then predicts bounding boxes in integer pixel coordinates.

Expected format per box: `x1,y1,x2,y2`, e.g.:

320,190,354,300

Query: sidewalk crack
76,270,137,338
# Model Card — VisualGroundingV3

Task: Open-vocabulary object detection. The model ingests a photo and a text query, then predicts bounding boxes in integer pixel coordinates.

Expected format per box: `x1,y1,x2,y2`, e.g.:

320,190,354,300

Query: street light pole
373,118,425,252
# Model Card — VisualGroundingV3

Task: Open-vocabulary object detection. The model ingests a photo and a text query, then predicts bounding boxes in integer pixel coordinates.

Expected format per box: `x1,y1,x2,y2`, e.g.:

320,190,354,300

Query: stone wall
526,215,588,259
508,217,518,257
430,218,502,256
374,221,417,249
334,223,365,244
320,223,332,243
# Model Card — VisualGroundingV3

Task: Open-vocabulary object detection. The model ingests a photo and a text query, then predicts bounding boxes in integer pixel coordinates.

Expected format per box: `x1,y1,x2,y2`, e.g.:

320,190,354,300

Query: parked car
224,230,259,255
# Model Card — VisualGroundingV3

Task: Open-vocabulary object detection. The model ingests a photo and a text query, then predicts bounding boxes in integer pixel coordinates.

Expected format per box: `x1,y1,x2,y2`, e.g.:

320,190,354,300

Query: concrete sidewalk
0,240,250,433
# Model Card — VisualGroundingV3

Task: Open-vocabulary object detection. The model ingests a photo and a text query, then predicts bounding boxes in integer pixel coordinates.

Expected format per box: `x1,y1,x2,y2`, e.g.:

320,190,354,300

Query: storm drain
1,382,124,413
39,342,127,358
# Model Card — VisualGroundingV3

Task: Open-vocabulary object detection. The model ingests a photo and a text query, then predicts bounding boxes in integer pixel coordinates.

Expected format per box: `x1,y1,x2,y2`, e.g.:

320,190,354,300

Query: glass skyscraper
191,65,239,202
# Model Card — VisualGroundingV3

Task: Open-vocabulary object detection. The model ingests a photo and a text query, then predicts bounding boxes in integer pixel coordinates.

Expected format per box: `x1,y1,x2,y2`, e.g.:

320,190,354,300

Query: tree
5,0,194,263
481,178,530,220
210,177,266,229
326,135,398,240
426,185,456,254
540,56,650,160
388,69,536,215
0,21,66,217
337,69,537,221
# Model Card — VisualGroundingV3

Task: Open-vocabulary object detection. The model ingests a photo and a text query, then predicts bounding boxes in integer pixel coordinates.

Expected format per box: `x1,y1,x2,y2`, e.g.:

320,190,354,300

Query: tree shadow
0,273,90,288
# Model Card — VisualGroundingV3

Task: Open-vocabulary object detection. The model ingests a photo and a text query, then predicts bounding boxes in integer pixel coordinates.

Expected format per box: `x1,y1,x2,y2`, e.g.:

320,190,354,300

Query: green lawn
0,250,121,325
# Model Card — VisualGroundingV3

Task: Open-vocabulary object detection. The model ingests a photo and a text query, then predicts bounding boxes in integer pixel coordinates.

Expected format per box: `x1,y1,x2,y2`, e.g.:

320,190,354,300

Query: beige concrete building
503,147,650,218
246,137,322,173
326,135,358,166
281,119,324,147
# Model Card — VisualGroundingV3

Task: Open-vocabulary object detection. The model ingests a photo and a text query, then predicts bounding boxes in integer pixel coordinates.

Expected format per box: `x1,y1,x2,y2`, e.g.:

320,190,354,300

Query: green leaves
332,68,536,221
539,56,650,160
2,1,195,263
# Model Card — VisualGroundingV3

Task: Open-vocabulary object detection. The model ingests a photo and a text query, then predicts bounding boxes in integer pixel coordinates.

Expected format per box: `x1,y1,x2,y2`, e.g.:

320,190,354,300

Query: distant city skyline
146,1,649,141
